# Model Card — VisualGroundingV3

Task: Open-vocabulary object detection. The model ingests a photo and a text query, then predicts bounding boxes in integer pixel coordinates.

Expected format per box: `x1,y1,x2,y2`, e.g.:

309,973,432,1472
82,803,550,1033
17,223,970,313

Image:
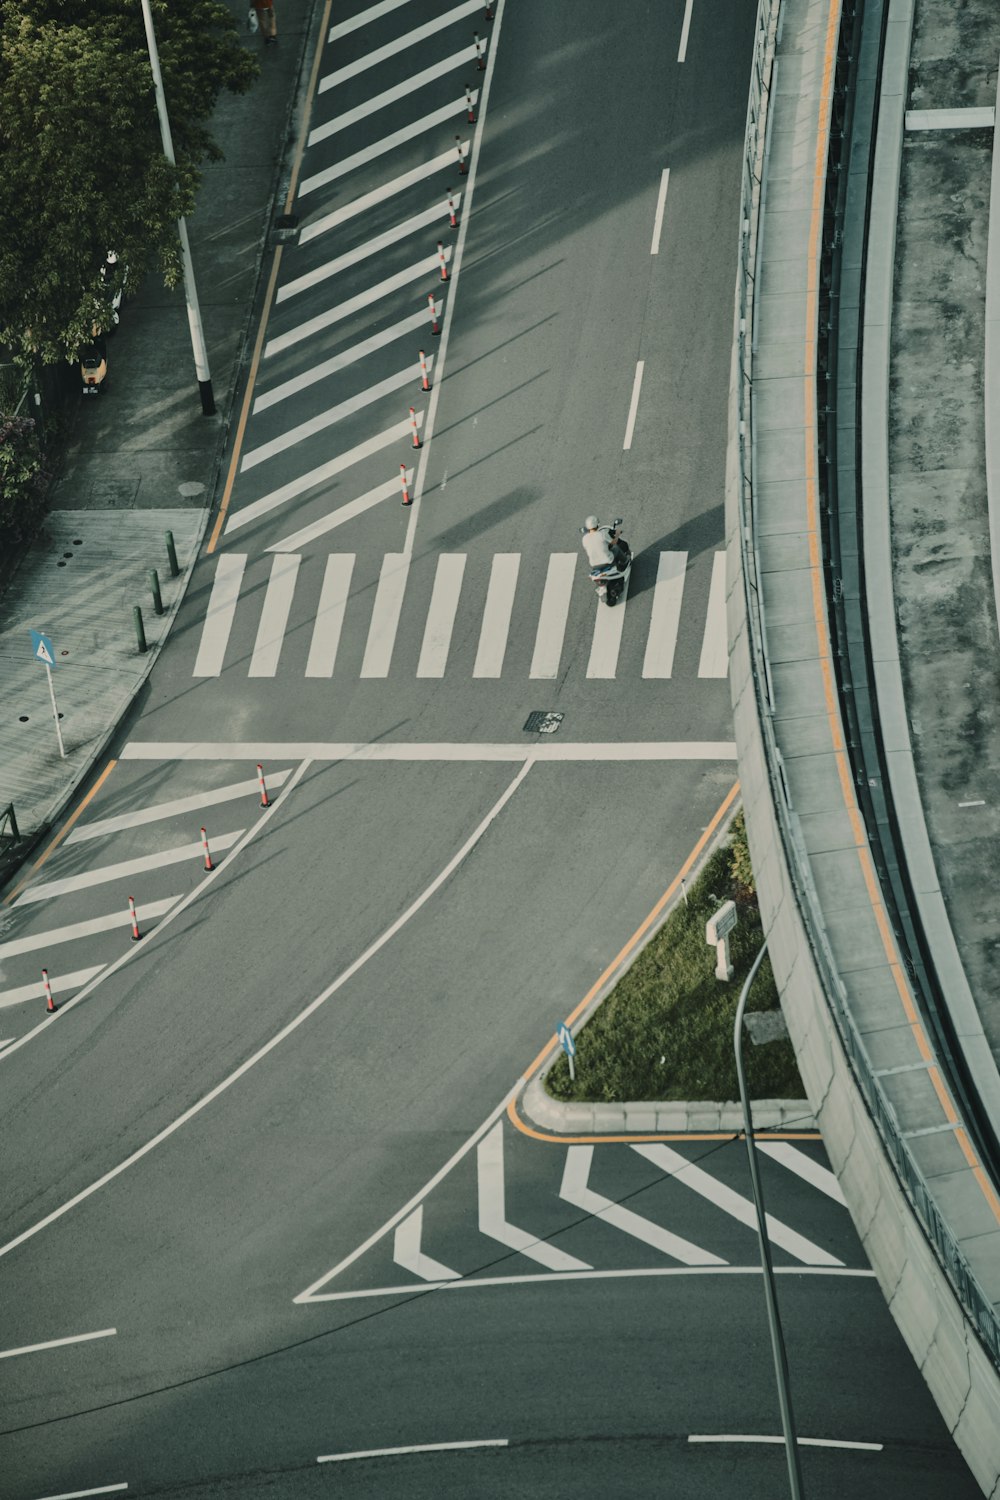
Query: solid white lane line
416,554,466,677
248,555,300,678
529,554,576,679
473,554,519,678
310,45,478,144
361,553,410,678
560,1146,726,1266
260,314,431,410
642,552,686,678
268,254,447,352
677,0,694,61
120,741,740,763
478,1124,590,1271
697,551,728,678
318,1440,508,1464
633,1144,844,1267
329,0,411,43
192,554,246,677
905,107,995,130
269,476,407,553
300,147,465,245
586,581,629,679
393,1205,461,1281
0,765,530,1263
243,362,431,471
319,0,483,92
688,1435,882,1451
68,773,292,844
226,419,419,534
301,95,475,197
305,555,355,678
1,967,105,1010
0,1328,116,1361
623,360,644,450
650,167,670,254
31,1487,128,1500
16,832,244,906
0,899,178,962
756,1141,848,1206
306,1264,875,1302
278,210,456,305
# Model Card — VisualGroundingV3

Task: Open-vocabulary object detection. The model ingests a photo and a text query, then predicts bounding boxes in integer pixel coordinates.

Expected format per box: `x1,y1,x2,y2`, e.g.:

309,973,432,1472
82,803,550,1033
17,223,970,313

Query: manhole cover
523,710,563,735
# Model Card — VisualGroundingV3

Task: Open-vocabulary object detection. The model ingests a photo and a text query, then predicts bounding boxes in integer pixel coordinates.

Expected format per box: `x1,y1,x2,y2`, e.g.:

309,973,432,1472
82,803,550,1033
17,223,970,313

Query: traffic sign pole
45,663,65,759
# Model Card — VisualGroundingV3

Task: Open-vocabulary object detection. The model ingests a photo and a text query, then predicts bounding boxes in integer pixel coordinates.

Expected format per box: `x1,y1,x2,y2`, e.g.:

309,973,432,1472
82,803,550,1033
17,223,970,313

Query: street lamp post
139,0,215,415
734,937,806,1500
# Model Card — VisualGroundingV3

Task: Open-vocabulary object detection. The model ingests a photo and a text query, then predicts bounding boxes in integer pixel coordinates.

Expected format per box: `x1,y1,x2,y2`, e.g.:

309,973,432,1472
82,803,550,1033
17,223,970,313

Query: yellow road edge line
3,759,117,907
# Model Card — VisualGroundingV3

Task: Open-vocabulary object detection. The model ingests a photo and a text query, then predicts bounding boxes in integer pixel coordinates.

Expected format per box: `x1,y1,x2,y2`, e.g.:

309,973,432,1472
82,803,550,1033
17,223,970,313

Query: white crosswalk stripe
301,95,475,198
698,550,728,677
416,555,466,677
361,553,409,678
310,45,479,145
300,148,467,244
306,555,355,678
268,254,447,352
318,0,483,94
586,576,630,679
249,555,301,678
530,554,576,679
193,553,246,677
474,554,519,678
643,550,686,678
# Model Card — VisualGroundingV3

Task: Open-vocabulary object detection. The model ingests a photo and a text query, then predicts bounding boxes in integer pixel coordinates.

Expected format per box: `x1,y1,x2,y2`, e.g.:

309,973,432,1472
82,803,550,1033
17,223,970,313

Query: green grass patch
545,823,806,1104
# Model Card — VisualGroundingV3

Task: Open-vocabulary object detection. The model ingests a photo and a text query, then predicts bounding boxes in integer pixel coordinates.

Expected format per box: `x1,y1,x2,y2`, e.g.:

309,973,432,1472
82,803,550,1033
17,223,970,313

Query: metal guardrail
735,0,1000,1368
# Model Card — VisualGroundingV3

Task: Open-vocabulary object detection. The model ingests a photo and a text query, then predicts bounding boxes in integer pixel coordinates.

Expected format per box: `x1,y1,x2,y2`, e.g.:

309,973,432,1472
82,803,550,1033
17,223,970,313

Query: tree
0,414,48,541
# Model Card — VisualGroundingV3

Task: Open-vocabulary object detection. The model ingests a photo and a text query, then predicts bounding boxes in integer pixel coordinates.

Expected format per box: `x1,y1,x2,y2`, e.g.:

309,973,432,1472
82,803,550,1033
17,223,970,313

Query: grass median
544,814,806,1105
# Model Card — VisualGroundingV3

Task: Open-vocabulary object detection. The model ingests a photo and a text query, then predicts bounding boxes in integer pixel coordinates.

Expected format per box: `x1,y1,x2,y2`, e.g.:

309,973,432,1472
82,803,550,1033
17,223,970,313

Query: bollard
133,605,147,654
437,241,449,282
165,529,180,578
427,292,441,336
418,350,431,392
148,568,164,616
257,762,270,808
474,31,486,69
447,191,459,229
200,825,214,872
408,407,421,449
400,464,412,507
128,895,141,941
455,134,467,176
42,967,56,1014
465,84,477,123
484,1,495,18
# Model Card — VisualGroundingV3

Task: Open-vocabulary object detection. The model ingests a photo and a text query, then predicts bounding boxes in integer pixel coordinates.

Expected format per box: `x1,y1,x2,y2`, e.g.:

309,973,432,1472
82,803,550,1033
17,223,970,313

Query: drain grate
522,710,564,735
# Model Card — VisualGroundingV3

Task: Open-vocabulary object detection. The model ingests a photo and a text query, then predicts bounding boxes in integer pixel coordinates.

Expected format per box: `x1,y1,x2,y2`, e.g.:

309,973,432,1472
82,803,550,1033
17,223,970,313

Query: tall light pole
139,0,215,415
734,937,806,1499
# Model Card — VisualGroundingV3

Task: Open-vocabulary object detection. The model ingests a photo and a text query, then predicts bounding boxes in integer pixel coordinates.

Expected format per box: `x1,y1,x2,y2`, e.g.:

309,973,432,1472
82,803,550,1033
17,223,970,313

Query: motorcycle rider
581,515,628,573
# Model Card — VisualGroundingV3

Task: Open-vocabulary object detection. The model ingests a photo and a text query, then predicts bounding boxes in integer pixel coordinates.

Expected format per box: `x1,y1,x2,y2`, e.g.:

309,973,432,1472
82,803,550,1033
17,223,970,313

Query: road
0,1,981,1496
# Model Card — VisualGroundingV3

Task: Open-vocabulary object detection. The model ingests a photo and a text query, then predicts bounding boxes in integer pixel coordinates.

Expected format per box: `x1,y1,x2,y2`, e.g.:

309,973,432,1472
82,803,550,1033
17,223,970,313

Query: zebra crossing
192,548,729,682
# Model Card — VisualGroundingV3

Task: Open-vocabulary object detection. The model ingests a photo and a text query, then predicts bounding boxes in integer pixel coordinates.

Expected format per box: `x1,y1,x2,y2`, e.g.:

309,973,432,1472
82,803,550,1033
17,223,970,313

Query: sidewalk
0,3,316,879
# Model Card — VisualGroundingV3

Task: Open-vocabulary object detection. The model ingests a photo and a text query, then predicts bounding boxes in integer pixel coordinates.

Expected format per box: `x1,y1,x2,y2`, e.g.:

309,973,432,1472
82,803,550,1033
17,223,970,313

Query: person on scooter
581,515,628,573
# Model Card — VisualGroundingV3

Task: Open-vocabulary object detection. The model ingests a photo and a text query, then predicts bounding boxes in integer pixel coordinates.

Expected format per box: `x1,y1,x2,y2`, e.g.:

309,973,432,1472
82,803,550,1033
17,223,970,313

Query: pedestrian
251,0,277,45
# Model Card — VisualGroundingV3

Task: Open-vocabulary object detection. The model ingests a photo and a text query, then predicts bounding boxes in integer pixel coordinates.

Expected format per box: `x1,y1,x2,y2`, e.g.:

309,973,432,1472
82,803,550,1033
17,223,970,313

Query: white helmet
584,515,599,530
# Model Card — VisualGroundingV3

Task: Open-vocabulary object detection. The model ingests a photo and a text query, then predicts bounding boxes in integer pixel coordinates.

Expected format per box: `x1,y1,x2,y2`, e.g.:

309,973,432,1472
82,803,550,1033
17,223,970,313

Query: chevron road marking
278,212,456,306
268,254,447,353
243,363,431,472
393,1205,461,1281
559,1146,726,1265
756,1141,848,1206
586,576,630,679
477,1123,590,1272
256,311,432,406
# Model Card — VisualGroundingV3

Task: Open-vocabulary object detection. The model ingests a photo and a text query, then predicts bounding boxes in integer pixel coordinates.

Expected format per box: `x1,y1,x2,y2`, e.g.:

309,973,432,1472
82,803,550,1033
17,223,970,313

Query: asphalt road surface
0,1,982,1496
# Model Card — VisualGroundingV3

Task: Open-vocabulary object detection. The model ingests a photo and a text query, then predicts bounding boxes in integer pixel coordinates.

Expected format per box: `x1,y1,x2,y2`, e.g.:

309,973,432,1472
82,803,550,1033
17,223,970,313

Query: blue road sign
558,1022,576,1057
29,629,55,668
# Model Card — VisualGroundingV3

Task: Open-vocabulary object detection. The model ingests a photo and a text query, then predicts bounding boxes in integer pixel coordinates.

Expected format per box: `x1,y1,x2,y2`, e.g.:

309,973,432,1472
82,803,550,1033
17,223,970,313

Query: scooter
79,336,108,396
586,518,632,605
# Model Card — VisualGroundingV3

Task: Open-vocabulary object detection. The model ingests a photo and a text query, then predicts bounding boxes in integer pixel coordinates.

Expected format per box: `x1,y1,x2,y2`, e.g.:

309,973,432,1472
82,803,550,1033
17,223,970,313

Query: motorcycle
79,336,108,397
585,517,632,605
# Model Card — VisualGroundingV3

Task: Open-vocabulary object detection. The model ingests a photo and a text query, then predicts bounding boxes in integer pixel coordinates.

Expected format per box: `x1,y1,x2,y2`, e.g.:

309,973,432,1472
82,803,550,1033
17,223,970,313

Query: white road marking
318,1439,508,1464
529,554,576,678
697,550,728,677
268,476,408,553
300,147,466,245
301,95,475,197
560,1146,726,1265
416,555,466,677
473,554,519,677
305,555,355,678
268,252,448,351
361,553,410,678
959,799,986,807
31,1488,128,1500
68,772,292,844
623,360,644,450
248,555,300,678
16,831,244,906
688,1435,883,1451
756,1141,848,1206
633,1144,843,1266
393,1205,461,1281
192,554,246,676
121,741,740,763
650,167,670,254
0,899,178,962
310,45,479,144
1,967,104,1010
642,552,686,677
0,1328,116,1360
303,1263,876,1302
257,308,435,406
226,419,419,534
319,0,483,93
677,0,694,61
586,579,629,679
329,0,412,44
279,212,455,305
243,363,431,472
478,1124,590,1271
905,107,995,130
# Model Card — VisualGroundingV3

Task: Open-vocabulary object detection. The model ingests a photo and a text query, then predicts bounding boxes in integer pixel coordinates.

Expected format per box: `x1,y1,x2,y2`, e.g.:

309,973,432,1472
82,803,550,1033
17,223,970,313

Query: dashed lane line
650,167,670,254
318,1440,508,1464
